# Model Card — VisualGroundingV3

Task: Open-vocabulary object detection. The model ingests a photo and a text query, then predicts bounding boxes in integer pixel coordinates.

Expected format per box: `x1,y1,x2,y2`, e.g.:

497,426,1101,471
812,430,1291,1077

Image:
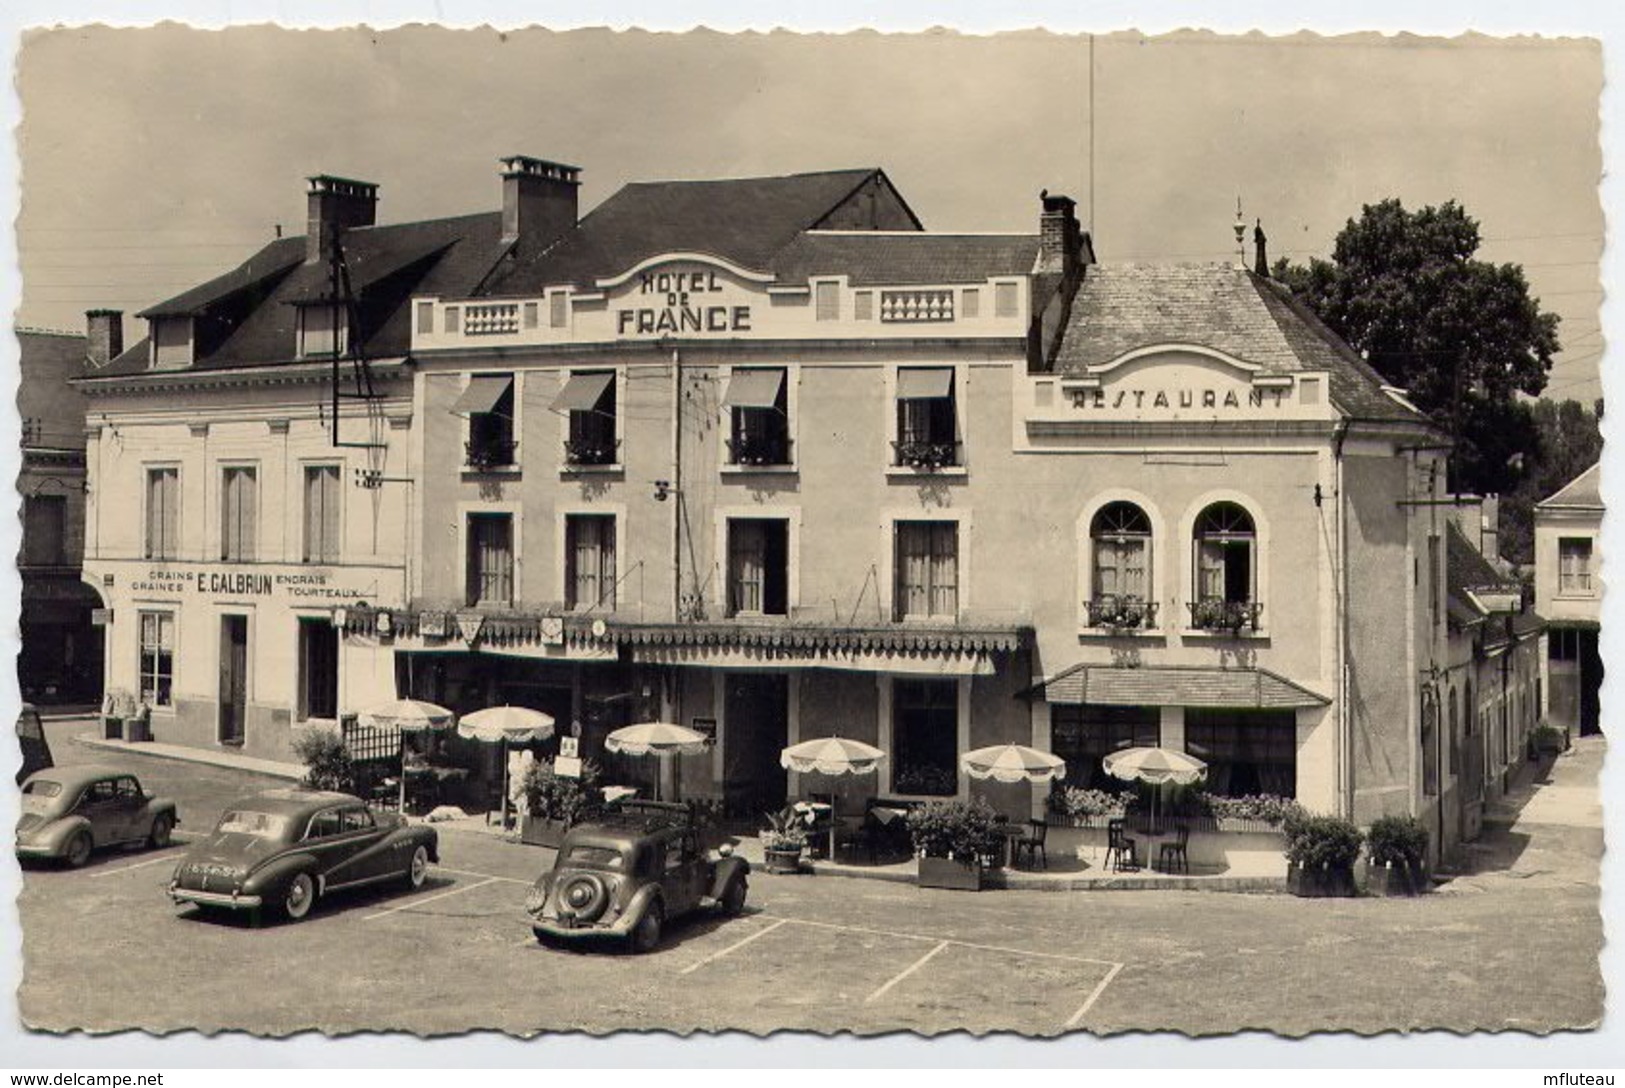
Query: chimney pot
306,174,379,264
1038,191,1082,277
501,155,581,248
85,309,124,367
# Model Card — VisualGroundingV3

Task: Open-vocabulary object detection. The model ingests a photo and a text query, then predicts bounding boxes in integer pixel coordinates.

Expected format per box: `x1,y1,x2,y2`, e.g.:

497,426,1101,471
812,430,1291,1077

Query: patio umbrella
457,706,556,828
779,737,886,858
604,722,711,800
1102,747,1207,831
356,699,456,811
960,743,1066,784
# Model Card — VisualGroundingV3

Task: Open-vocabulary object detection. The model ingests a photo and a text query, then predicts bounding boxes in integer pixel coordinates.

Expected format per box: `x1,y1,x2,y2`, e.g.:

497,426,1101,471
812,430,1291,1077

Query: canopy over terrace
1023,664,1330,709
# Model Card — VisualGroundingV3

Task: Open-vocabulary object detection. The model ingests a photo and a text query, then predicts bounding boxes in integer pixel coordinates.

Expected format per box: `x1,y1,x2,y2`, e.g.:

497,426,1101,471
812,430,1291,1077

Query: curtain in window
146,468,179,559
138,612,174,706
466,516,513,606
221,467,257,561
303,466,341,563
729,521,766,614
569,516,616,609
895,522,958,619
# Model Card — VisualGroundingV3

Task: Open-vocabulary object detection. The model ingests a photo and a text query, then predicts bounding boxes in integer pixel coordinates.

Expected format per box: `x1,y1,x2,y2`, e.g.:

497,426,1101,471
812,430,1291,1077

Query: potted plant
102,689,135,741
1532,723,1567,755
520,757,602,848
1364,814,1430,896
1283,813,1364,897
906,798,1000,891
760,805,810,874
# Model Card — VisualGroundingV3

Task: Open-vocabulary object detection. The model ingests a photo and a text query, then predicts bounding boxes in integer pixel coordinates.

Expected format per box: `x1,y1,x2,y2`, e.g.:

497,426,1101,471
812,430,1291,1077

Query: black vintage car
170,787,438,922
525,801,750,953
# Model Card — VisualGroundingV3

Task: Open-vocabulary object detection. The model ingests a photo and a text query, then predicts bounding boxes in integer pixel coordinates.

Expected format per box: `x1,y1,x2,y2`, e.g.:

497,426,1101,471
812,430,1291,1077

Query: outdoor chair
1157,823,1191,874
834,811,877,864
1014,819,1049,870
805,792,837,859
1105,818,1140,873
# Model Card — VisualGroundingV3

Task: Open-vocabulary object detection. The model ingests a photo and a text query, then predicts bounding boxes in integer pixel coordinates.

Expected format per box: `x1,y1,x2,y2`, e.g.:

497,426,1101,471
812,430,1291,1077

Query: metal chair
1157,822,1191,874
1014,819,1049,870
1105,818,1139,872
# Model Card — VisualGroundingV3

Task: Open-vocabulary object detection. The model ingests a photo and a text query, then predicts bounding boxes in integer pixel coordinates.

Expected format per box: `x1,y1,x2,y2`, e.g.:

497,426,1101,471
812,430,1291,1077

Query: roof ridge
14,326,85,338
621,167,880,188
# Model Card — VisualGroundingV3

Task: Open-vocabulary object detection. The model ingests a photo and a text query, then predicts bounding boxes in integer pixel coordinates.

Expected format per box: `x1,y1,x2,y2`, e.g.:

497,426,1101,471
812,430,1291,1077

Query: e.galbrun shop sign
129,566,376,603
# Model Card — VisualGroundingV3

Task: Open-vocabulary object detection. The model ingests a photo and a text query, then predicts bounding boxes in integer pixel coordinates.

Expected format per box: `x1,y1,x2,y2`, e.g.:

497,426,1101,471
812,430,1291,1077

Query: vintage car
525,801,750,953
17,765,178,867
14,703,52,785
169,787,438,922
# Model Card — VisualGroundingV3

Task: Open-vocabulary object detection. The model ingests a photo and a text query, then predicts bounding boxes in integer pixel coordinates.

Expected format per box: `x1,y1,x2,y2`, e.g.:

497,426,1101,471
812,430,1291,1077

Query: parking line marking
362,876,500,921
1064,961,1124,1028
678,918,790,975
865,940,949,1003
432,865,530,886
772,915,1120,968
90,853,183,879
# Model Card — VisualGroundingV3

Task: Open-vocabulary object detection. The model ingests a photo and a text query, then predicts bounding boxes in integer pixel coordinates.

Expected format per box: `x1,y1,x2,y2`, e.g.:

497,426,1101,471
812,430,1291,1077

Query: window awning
896,367,954,400
1023,664,1329,709
450,374,513,416
550,371,615,413
724,368,786,410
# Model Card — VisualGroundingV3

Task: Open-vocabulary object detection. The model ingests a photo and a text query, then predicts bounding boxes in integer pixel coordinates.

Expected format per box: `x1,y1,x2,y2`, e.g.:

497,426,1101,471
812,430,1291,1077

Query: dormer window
150,317,193,370
298,304,350,359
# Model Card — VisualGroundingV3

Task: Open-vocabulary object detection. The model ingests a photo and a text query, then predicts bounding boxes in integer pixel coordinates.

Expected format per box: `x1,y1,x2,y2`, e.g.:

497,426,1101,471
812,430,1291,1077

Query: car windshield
216,810,292,838
565,844,624,868
21,779,63,798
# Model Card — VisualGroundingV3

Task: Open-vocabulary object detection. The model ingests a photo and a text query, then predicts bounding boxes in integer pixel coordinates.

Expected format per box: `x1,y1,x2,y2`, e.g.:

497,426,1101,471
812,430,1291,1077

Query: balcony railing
891,439,961,470
563,439,621,467
1187,597,1264,633
726,436,794,467
880,289,955,323
1084,594,1158,631
463,303,520,336
465,439,518,470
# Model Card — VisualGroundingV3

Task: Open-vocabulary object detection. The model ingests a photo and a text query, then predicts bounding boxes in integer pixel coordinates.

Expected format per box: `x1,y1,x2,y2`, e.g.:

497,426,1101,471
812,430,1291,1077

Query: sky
12,26,1606,403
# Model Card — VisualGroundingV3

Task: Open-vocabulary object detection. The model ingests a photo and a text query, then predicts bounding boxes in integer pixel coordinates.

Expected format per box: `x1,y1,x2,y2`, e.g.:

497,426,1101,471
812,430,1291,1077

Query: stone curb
74,732,305,781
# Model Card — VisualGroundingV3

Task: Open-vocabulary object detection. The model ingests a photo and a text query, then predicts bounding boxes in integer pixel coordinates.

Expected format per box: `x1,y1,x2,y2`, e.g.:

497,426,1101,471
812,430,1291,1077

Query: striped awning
1025,664,1329,709
724,368,786,409
550,371,614,413
451,374,512,416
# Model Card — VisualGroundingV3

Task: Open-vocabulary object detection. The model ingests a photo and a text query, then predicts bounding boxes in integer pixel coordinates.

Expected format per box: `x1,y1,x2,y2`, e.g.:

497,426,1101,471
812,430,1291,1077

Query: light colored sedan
17,765,179,867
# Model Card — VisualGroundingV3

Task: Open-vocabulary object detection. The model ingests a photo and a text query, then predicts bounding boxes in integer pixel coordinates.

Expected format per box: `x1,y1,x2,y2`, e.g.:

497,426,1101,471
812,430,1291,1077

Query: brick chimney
1037,191,1083,277
306,175,379,263
500,156,580,249
85,309,123,367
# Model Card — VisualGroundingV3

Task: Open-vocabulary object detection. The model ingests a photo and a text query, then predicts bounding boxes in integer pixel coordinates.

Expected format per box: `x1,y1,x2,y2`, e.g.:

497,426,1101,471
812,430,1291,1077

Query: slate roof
95,212,505,377
1053,263,1429,425
16,329,89,447
1537,462,1601,511
770,232,1039,287
1446,520,1519,598
480,169,905,294
1026,663,1330,709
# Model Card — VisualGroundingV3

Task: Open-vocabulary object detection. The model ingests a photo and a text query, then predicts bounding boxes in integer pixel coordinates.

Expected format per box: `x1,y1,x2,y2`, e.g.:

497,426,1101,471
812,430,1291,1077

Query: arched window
1088,502,1154,627
1190,502,1259,630
1448,686,1460,777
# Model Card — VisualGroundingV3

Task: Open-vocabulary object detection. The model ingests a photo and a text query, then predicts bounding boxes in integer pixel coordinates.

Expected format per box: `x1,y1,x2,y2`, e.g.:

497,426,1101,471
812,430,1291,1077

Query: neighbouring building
1534,463,1603,737
17,323,104,705
77,156,1458,857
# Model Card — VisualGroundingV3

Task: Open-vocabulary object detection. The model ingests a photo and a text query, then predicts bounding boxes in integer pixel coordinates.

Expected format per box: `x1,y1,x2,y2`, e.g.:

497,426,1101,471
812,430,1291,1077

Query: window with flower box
1183,709,1296,798
724,368,792,467
1189,502,1261,631
893,367,959,469
1087,502,1155,630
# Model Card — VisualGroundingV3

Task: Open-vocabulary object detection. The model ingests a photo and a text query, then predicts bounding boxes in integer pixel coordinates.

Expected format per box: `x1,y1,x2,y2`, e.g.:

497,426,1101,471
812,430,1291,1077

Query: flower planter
519,813,571,849
1286,861,1357,898
103,716,124,741
762,845,805,875
1364,859,1429,897
917,855,984,891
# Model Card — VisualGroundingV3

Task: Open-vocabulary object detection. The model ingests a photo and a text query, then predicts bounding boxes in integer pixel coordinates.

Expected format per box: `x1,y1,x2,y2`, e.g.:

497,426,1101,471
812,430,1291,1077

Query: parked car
169,787,438,922
14,703,53,785
525,800,750,953
16,765,178,867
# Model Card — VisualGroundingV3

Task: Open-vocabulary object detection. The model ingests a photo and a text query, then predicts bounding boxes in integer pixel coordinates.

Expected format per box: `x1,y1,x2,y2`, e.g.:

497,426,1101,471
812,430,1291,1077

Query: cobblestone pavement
14,723,1607,1037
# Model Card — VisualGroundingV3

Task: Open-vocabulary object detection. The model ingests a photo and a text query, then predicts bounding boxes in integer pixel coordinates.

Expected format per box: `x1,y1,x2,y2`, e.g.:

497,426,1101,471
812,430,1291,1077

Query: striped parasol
779,737,885,776
959,743,1066,784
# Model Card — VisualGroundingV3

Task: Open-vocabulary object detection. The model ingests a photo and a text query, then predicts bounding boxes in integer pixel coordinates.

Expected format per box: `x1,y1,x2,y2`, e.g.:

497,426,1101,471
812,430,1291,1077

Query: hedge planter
917,855,984,891
103,716,124,741
520,813,571,849
1365,859,1430,897
1286,861,1357,898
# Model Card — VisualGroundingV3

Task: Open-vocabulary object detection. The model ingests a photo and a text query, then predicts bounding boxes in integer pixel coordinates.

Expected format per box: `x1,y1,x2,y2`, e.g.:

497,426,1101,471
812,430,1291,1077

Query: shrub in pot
520,758,601,847
1283,813,1364,897
906,798,1000,890
293,727,355,793
760,805,810,874
1365,814,1430,896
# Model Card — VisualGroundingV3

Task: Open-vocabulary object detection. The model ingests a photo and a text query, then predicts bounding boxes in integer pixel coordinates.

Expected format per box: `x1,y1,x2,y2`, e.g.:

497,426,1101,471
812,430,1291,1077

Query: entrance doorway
218,615,248,745
298,618,339,721
723,673,789,820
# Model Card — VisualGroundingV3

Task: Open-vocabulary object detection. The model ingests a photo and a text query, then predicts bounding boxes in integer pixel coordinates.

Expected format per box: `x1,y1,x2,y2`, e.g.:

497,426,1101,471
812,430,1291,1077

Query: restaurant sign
1058,354,1322,423
611,261,755,338
128,564,381,604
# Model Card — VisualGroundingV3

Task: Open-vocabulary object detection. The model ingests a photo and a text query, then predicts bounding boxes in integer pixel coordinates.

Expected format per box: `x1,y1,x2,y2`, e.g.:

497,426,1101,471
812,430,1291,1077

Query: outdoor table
992,823,1026,869
602,786,638,804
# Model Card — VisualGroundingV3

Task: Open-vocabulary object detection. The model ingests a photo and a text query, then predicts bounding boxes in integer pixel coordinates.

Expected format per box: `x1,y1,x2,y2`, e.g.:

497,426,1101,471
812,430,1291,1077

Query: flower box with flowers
1187,597,1264,634
760,805,810,874
906,799,1001,891
890,439,960,470
1085,594,1158,632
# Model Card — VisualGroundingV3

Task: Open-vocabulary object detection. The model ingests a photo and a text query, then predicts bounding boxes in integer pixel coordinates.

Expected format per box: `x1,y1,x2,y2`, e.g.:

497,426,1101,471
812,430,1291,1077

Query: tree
1273,199,1561,494
1497,398,1603,565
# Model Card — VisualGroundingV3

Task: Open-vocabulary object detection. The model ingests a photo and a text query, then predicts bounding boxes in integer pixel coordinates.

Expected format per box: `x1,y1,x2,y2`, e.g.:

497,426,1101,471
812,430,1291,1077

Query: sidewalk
76,731,305,781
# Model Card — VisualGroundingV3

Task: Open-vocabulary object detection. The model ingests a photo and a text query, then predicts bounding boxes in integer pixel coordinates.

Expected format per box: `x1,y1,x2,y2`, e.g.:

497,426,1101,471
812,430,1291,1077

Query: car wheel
719,877,748,916
404,845,429,889
630,902,663,954
282,873,316,921
63,831,92,869
148,814,174,849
